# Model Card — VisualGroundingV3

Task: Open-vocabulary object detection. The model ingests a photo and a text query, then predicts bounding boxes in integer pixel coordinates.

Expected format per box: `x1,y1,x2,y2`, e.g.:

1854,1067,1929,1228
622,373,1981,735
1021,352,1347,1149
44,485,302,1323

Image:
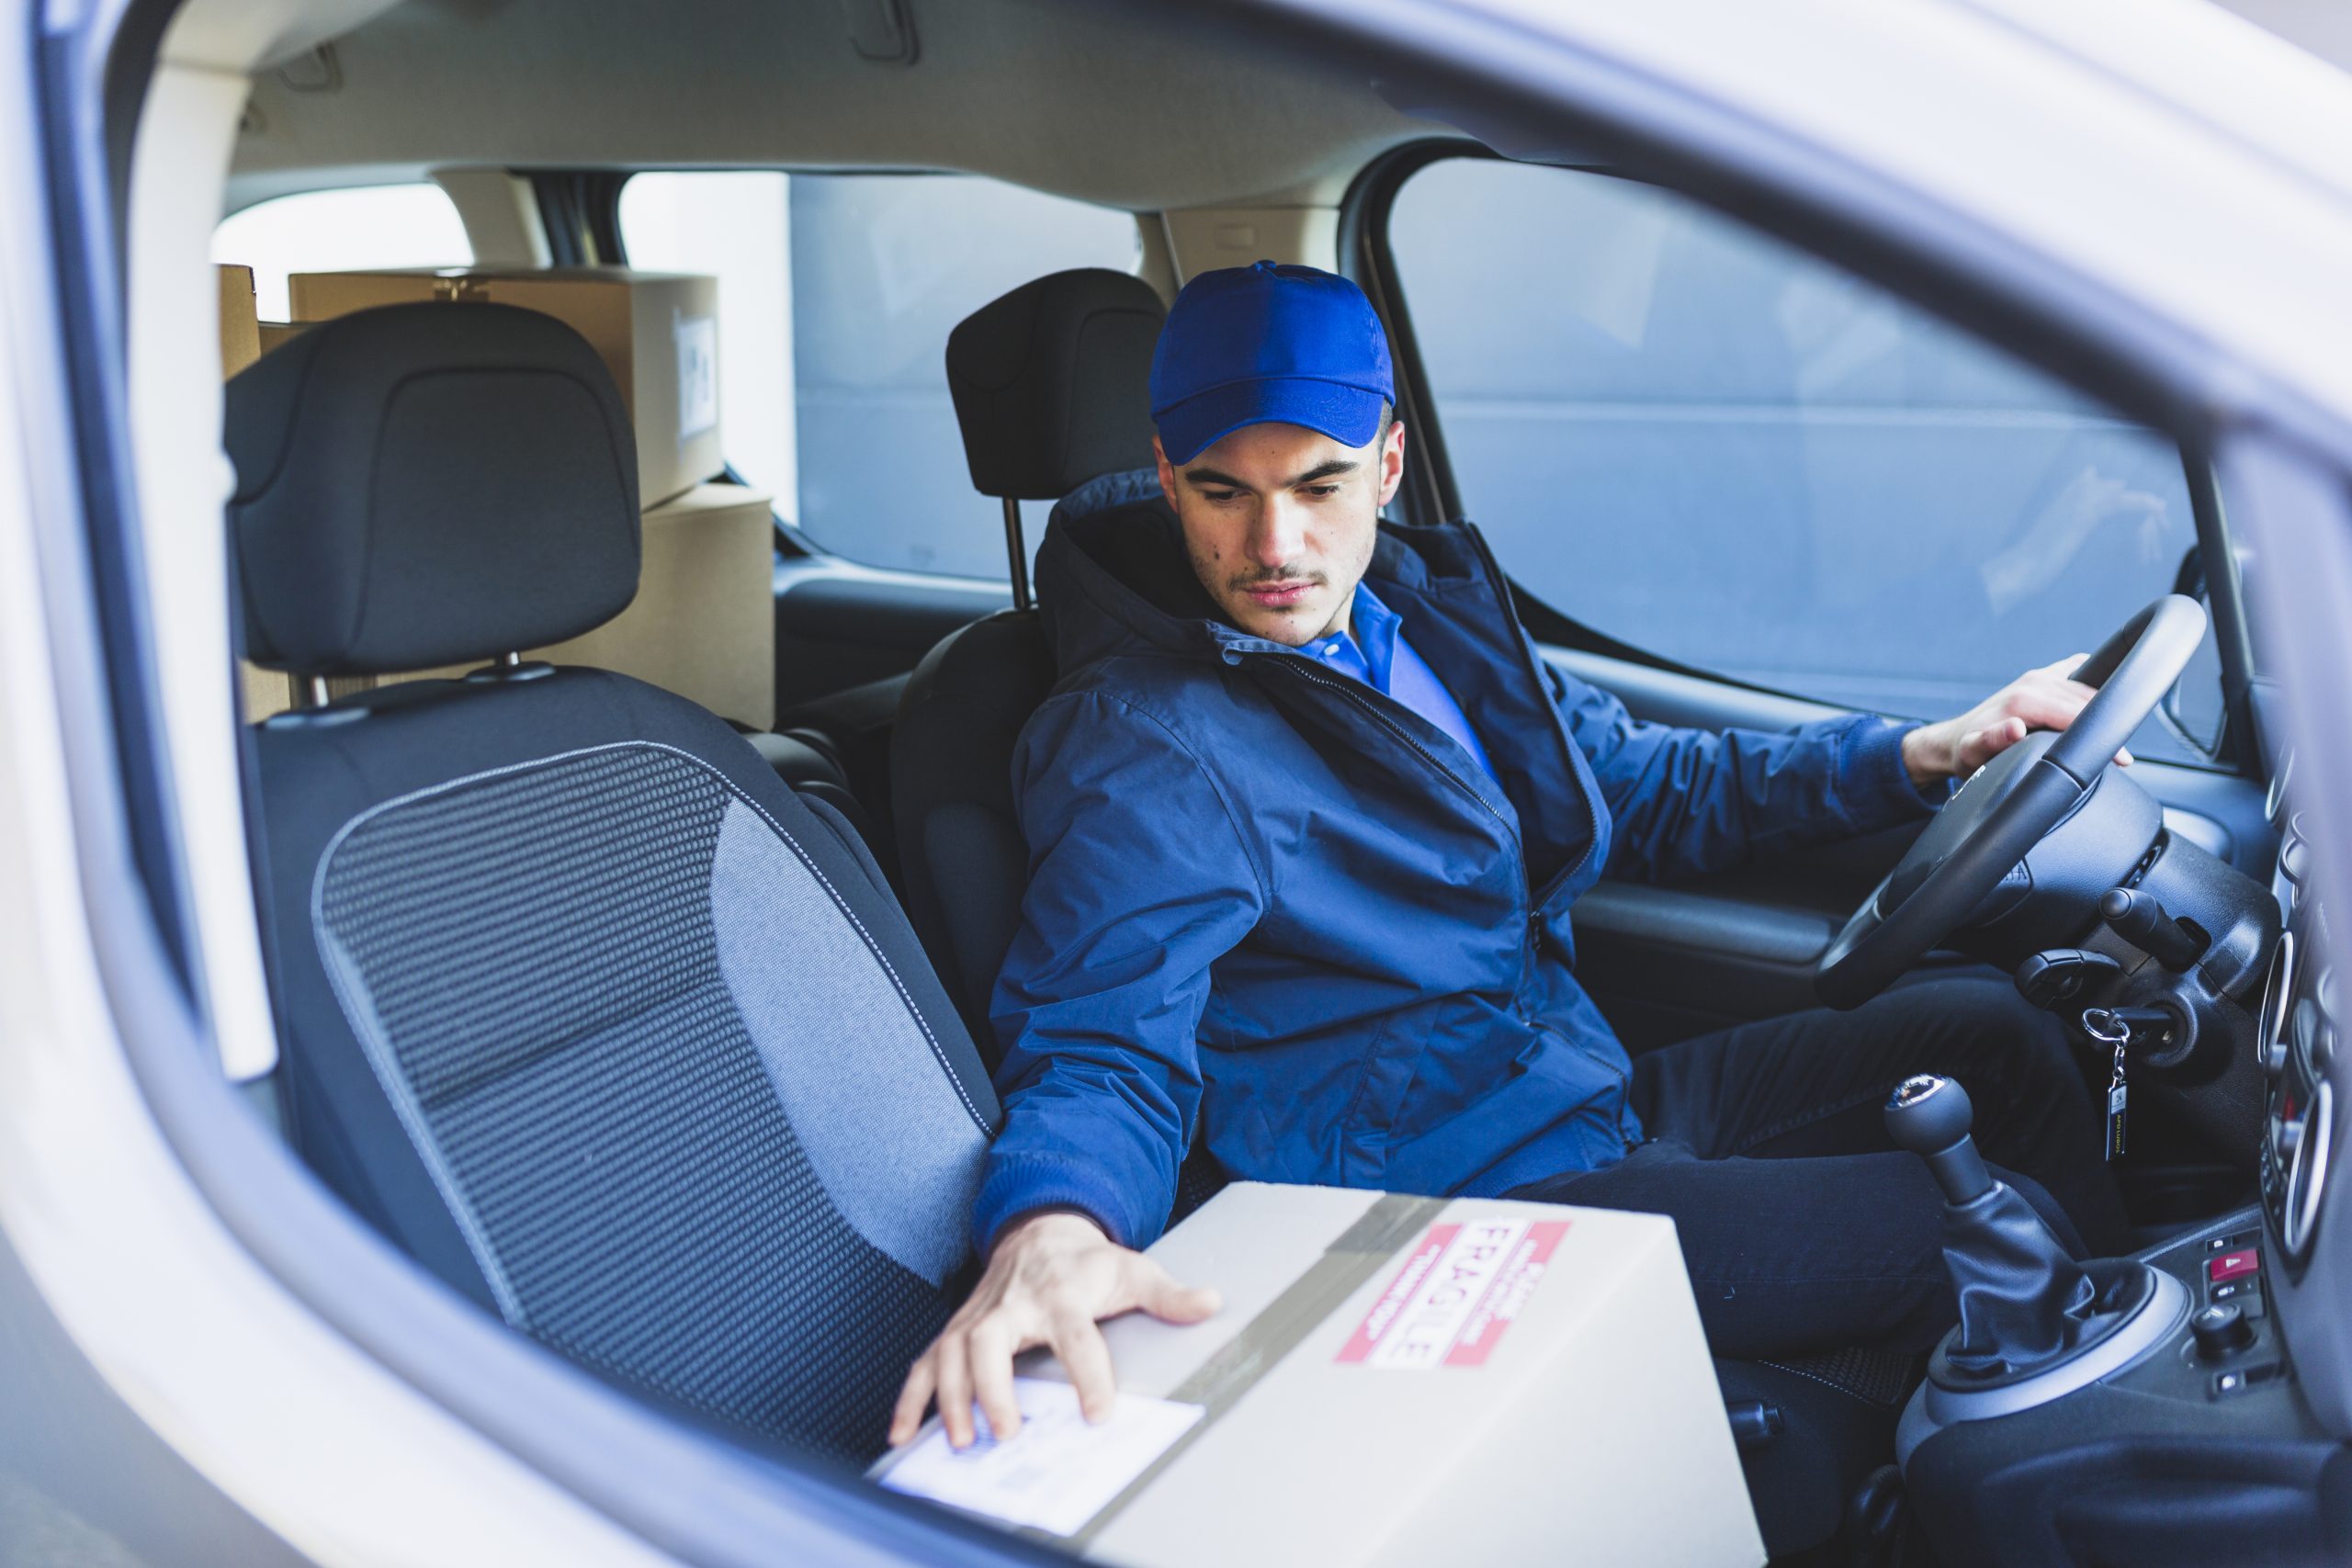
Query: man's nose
1246,497,1308,570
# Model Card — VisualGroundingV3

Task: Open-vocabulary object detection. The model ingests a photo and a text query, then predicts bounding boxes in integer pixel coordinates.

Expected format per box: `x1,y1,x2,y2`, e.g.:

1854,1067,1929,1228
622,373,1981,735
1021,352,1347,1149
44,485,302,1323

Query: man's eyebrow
1182,457,1362,490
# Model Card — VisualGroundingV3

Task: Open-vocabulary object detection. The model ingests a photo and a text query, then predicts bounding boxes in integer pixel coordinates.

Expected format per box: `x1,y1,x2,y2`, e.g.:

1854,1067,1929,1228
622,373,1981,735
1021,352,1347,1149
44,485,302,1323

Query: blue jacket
973,472,1941,1253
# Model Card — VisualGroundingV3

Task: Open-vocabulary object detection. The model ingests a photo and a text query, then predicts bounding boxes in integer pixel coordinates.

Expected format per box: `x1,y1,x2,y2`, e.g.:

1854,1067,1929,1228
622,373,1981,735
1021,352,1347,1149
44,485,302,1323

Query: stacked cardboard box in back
401,482,776,729
288,266,723,508
221,266,768,728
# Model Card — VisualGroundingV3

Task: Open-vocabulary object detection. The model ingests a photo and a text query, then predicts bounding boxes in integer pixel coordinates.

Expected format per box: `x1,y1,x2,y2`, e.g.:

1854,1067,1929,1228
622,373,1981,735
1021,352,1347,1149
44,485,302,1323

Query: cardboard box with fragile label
875,1182,1765,1567
288,266,722,508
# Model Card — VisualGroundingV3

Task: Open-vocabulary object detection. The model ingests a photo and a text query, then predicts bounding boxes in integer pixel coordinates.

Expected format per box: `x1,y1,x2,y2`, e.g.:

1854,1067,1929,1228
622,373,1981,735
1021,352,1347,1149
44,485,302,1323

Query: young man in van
893,262,2130,1449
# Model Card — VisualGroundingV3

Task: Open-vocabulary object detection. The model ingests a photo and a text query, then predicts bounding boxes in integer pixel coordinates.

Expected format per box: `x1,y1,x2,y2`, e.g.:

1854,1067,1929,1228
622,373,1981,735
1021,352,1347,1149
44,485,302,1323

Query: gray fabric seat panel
311,740,981,1458
713,798,988,1286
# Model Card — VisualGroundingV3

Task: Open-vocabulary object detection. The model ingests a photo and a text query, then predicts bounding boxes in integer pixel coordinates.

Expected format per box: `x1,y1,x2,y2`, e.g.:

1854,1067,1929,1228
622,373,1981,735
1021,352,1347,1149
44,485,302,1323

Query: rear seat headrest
945,268,1165,502
225,301,640,676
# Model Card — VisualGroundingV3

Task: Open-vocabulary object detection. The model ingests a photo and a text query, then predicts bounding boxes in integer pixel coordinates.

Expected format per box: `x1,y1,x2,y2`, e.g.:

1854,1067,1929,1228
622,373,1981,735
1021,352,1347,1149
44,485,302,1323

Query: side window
619,171,1142,580
211,183,470,320
1387,157,2220,765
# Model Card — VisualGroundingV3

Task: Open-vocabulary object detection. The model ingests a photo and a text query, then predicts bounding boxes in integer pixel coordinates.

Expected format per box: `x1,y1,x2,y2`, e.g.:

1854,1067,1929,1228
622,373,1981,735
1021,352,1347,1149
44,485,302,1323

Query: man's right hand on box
888,1211,1221,1450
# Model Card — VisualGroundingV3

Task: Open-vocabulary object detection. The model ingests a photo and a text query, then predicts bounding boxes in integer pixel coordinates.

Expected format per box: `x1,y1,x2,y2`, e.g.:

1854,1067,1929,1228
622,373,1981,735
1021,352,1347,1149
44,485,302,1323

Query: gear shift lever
1885,1075,1993,1204
1883,1079,2186,1458
1885,1075,2100,1381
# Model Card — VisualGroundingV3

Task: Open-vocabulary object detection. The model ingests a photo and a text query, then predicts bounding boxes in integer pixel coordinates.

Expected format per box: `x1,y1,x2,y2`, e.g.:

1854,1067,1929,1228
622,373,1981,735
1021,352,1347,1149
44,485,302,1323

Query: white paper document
878,1376,1204,1536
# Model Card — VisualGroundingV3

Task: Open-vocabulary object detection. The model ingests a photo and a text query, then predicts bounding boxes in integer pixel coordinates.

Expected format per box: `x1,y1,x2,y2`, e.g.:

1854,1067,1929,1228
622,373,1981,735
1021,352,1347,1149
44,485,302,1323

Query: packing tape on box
1050,1191,1450,1548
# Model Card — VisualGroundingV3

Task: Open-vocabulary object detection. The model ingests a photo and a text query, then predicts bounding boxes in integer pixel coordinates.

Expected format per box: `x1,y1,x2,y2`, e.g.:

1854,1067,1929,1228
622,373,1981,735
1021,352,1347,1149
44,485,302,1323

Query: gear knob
1886,1074,1995,1205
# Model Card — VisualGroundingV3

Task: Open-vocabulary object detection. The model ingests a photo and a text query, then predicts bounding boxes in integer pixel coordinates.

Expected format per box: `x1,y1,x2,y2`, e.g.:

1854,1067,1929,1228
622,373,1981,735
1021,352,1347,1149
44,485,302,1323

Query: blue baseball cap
1148,261,1395,465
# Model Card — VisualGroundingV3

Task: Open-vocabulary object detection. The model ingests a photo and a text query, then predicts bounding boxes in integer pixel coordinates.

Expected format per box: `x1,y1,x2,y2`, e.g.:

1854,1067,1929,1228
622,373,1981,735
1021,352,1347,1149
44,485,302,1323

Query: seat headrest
945,268,1165,502
226,302,640,676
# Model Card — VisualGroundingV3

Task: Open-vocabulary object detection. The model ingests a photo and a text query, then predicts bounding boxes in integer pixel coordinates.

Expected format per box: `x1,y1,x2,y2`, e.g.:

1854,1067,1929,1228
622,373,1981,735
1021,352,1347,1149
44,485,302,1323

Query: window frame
1345,140,2257,773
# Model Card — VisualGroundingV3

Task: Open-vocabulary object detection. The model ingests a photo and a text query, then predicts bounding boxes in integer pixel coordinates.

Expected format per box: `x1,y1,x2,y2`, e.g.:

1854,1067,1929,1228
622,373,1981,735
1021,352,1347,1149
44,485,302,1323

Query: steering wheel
1813,595,2210,1010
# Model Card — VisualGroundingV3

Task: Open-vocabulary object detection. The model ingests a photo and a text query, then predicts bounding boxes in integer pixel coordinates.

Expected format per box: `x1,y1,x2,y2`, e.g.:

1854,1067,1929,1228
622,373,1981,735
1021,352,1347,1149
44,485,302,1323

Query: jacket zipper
1261,654,1516,836
1263,649,1632,1140
1330,536,1635,1142
1260,653,1547,998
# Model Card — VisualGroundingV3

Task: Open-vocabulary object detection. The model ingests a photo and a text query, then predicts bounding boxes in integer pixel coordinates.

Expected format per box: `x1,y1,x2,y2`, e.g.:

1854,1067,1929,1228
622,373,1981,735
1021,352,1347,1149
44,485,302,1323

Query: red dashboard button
2210,1248,2261,1283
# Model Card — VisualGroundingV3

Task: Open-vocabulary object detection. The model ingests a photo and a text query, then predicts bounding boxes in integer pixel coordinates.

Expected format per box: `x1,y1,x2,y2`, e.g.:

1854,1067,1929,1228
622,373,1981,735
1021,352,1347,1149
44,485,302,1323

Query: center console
1894,789,2351,1566
1898,1206,2342,1566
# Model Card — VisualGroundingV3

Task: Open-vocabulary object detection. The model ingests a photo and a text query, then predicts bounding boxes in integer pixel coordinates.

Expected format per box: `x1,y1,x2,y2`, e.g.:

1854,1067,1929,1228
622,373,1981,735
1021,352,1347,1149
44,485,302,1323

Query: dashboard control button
2209,1248,2260,1284
2211,1362,2280,1398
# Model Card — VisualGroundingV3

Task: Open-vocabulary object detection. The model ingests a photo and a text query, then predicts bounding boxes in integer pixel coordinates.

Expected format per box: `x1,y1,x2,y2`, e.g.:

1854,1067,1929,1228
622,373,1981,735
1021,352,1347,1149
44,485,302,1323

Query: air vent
2284,1079,2333,1261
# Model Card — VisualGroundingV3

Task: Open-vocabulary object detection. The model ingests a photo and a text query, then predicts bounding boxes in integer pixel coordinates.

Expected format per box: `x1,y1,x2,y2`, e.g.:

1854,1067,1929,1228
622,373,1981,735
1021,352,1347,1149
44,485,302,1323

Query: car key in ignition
2083,1007,2132,1161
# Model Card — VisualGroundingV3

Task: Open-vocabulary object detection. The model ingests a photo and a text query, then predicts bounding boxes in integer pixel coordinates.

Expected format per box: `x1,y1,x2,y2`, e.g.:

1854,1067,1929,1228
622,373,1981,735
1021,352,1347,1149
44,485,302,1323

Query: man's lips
1239,581,1317,609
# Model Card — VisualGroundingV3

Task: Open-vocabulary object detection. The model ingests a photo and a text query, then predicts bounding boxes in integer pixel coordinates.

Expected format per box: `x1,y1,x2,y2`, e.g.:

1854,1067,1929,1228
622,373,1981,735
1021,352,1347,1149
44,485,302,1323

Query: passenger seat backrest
898,270,1166,1049
229,303,1001,1464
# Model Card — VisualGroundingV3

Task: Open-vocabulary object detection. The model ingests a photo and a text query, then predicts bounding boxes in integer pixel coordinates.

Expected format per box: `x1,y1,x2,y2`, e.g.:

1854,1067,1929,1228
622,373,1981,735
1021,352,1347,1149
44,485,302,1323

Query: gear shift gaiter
1885,1075,2098,1381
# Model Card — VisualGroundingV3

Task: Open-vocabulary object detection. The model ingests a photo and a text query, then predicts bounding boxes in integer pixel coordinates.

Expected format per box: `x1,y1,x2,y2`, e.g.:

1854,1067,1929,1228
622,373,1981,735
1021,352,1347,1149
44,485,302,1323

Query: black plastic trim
1338,139,1467,529
527,170,628,266
2188,450,2261,773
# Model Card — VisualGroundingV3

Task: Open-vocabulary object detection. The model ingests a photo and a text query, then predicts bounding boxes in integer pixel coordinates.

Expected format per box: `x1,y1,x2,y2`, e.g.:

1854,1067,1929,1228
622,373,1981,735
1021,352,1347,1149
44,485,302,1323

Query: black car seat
743,722,881,853
893,268,1164,1047
228,302,1000,1465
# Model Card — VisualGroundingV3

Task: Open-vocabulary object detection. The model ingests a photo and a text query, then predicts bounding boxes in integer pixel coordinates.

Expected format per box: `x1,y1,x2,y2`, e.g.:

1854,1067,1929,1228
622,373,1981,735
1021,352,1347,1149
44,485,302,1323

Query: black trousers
1509,976,2132,1359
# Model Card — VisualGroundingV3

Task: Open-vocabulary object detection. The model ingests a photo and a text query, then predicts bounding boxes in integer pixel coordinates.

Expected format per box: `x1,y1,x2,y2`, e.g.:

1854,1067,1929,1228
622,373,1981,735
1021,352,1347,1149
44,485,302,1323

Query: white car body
2,0,2347,1561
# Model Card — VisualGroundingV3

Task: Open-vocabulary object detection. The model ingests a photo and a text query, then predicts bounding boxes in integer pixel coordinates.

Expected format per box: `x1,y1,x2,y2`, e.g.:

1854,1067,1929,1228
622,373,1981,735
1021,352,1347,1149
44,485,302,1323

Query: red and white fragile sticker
1335,1217,1571,1370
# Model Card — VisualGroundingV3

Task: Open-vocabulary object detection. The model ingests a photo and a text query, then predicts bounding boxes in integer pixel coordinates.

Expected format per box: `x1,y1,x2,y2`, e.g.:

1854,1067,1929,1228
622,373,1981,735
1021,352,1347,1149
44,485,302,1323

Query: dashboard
2258,758,2352,1440
2259,818,2334,1275
1903,755,2351,1566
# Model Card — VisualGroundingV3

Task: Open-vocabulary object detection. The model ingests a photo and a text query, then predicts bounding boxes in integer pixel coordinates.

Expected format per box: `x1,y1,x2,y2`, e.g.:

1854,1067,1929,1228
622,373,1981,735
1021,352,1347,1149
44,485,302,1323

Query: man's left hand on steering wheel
1900,654,2136,789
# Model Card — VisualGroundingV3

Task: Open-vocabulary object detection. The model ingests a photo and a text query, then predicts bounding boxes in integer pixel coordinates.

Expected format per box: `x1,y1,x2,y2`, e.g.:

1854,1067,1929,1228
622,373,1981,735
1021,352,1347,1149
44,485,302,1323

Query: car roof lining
224,0,1443,215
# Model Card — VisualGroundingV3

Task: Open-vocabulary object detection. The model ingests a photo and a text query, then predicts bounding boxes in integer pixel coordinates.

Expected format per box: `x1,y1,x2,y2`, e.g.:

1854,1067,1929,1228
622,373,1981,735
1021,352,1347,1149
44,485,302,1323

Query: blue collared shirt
1302,582,1498,784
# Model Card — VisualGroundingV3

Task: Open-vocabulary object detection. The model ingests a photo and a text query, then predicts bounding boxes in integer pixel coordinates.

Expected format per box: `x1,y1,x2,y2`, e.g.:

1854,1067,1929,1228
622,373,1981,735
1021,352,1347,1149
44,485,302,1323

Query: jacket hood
1033,467,1490,678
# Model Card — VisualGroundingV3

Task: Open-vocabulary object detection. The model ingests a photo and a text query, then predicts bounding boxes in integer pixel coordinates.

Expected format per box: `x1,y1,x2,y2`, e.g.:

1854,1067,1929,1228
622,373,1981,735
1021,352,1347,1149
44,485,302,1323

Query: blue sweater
975,474,1941,1253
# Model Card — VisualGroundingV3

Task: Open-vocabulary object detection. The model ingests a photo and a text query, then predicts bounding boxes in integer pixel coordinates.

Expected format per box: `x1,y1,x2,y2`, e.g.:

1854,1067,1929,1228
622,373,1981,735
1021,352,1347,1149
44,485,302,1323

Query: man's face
1155,418,1407,647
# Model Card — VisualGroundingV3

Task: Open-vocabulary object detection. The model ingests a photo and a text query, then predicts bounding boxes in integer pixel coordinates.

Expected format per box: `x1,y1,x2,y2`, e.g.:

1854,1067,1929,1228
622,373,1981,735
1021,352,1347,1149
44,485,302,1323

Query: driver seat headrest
225,301,641,677
944,267,1165,502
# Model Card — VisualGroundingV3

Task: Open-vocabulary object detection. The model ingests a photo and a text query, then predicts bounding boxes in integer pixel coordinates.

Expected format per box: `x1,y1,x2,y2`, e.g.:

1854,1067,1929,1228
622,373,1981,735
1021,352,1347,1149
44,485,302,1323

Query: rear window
620,171,1141,580
212,183,470,321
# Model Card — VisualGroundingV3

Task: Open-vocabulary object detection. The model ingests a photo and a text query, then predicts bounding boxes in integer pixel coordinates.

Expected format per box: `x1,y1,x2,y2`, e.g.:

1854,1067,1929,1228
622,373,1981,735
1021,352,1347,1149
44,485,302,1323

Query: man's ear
1375,421,1408,509
1153,434,1177,503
